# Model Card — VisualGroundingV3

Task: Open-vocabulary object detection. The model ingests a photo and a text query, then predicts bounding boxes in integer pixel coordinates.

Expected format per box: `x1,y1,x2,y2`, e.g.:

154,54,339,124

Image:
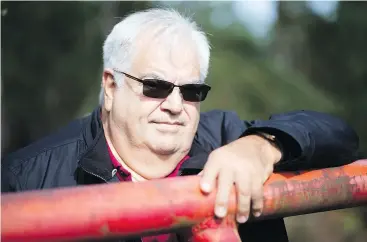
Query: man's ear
102,69,116,112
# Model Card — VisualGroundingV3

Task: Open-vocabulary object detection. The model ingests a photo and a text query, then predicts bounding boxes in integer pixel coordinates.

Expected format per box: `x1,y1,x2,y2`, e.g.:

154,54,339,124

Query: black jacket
1,107,359,242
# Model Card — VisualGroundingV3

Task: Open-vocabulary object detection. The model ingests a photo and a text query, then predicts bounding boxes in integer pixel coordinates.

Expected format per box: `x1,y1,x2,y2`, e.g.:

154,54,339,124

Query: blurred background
1,1,366,241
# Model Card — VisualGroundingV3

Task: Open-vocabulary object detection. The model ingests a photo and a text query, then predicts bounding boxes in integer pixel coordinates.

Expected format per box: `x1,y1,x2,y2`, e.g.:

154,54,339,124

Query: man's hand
199,134,282,224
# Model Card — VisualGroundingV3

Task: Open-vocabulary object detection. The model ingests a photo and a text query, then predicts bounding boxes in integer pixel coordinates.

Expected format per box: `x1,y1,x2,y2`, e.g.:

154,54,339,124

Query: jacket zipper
79,164,109,183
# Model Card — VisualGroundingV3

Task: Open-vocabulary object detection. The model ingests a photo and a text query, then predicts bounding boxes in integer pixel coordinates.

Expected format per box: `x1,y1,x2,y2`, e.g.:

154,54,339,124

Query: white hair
99,8,211,104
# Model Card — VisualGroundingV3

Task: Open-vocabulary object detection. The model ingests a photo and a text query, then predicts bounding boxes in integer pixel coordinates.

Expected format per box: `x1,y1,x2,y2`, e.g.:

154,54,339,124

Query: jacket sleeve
196,110,360,171
1,164,22,193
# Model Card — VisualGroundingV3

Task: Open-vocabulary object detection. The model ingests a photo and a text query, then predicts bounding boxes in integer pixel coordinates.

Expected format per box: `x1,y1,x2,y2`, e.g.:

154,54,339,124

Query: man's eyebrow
140,73,164,80
140,73,202,84
190,80,203,84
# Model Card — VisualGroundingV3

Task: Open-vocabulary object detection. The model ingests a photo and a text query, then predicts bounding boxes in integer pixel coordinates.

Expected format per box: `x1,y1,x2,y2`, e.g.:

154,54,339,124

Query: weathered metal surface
261,160,367,218
181,215,241,242
1,159,367,242
185,159,367,242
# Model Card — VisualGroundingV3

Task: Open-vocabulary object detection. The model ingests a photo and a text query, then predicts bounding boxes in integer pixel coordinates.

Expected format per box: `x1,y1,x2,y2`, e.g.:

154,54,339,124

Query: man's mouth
152,121,183,126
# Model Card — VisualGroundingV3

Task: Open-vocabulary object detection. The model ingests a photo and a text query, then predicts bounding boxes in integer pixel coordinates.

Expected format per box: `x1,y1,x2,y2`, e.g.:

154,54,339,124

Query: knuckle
238,207,250,216
238,198,251,212
251,192,264,209
239,188,250,198
252,199,264,210
237,189,251,213
216,193,229,207
216,199,228,208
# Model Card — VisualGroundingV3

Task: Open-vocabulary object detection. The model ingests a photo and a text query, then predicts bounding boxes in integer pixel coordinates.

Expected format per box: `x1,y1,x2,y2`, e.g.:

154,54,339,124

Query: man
1,8,359,242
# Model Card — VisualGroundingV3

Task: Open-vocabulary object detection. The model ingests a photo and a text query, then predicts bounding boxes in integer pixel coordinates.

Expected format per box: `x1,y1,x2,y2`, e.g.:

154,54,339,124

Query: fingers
201,164,265,221
214,170,233,218
251,180,264,218
235,172,263,223
199,160,220,194
200,150,269,224
235,167,264,223
235,175,251,223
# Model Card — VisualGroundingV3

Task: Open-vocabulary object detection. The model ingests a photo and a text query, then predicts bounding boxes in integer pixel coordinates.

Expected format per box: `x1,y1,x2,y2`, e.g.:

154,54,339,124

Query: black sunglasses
113,69,211,102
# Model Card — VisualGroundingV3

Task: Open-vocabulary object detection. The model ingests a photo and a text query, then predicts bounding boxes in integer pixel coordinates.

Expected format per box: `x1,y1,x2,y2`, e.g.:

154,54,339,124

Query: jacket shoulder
2,115,89,169
195,110,247,152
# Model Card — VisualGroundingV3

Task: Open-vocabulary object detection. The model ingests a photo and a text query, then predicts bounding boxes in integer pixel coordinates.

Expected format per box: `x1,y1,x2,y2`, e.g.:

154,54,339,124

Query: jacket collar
78,107,117,182
77,107,208,183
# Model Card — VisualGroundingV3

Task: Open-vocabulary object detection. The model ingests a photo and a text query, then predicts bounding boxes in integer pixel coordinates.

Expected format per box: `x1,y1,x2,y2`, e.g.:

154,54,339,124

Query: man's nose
160,87,183,115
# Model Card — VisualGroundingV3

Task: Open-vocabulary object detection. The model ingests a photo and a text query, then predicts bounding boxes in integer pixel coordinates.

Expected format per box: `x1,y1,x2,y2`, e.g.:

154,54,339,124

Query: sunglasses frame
112,69,211,102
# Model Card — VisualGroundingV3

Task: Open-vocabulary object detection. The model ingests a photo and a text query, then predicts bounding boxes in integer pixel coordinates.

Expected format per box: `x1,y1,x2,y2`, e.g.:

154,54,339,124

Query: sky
159,0,340,39
232,0,339,39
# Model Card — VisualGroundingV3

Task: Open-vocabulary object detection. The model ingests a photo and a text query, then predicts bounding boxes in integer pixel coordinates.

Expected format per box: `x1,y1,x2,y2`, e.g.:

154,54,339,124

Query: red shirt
107,143,189,242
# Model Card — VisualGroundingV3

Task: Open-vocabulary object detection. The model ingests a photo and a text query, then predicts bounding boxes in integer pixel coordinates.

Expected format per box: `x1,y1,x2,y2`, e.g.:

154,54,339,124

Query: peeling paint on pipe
2,160,367,242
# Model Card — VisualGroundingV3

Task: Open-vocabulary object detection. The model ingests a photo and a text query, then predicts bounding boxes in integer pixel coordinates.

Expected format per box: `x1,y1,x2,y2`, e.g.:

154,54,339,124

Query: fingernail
237,215,248,223
215,206,227,218
200,182,211,193
254,211,262,217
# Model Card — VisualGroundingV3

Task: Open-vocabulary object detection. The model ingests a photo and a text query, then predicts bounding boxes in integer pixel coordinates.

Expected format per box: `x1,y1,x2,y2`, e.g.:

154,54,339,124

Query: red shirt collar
107,142,190,181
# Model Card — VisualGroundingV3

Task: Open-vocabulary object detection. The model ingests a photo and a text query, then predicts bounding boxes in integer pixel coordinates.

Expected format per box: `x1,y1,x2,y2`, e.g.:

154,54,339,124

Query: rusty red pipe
185,159,367,242
182,215,242,242
2,159,367,242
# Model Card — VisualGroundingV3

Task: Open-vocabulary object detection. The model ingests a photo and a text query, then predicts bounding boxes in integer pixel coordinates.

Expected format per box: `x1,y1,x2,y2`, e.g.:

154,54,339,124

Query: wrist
243,133,282,164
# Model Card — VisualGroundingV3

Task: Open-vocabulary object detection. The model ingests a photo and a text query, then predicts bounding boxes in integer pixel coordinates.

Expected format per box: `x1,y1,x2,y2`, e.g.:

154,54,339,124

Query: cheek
113,87,161,122
111,98,128,126
184,103,200,130
111,89,137,123
139,98,163,119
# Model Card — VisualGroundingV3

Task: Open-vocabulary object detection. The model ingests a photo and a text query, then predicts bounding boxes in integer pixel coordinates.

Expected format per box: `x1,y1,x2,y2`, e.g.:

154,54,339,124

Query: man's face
104,34,202,156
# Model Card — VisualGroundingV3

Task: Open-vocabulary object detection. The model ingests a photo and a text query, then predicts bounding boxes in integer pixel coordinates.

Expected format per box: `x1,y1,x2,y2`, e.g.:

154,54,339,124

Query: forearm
242,110,360,171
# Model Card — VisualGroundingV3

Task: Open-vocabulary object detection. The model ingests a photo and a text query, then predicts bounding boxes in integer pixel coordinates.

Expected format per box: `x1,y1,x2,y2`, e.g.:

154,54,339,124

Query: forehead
129,29,201,84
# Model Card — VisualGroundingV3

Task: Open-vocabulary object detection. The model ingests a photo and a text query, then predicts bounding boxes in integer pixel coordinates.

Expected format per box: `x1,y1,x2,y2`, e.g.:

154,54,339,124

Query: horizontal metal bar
2,159,367,242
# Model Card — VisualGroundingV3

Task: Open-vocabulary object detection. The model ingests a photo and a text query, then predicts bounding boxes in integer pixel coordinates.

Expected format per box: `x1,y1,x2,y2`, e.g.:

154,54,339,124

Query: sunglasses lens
142,80,173,98
141,79,211,102
180,85,211,102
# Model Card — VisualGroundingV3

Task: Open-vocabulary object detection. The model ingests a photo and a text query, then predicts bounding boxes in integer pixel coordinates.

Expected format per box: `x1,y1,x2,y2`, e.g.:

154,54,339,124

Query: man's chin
151,146,177,156
148,141,179,156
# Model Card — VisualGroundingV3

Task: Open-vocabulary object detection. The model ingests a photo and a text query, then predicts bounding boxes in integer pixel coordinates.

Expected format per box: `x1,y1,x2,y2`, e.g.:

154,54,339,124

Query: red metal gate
2,159,367,242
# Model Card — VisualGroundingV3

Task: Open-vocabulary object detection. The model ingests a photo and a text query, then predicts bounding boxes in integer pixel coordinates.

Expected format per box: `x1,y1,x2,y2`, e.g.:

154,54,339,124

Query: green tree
1,1,149,155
